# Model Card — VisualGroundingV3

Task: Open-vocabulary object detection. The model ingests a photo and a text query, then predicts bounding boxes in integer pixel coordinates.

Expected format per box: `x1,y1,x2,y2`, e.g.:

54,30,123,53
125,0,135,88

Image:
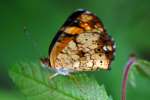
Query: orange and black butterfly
41,9,115,78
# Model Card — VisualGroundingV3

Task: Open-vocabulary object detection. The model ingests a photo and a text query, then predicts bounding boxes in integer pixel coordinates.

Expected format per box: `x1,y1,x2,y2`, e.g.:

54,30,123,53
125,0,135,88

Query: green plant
122,56,150,100
9,56,150,100
9,62,112,100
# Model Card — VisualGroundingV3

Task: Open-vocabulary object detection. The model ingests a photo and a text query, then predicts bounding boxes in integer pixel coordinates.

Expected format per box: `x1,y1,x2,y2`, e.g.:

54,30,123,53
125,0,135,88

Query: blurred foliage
127,59,150,100
134,60,150,80
9,62,111,100
0,90,25,100
0,0,150,100
128,59,150,88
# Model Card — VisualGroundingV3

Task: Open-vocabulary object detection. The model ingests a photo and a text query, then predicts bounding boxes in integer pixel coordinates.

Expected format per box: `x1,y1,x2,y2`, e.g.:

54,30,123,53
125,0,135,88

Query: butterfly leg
48,73,59,80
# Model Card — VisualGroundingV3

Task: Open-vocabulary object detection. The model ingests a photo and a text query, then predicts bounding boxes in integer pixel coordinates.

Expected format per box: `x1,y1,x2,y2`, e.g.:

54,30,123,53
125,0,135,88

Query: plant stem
122,57,136,100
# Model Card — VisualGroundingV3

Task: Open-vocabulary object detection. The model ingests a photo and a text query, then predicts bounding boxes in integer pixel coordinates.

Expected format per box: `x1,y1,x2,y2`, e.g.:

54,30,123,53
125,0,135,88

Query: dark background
0,0,150,100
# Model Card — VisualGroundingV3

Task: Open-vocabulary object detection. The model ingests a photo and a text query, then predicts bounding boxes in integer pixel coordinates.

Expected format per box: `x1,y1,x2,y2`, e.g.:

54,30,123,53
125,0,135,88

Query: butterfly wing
49,9,115,72
49,9,86,69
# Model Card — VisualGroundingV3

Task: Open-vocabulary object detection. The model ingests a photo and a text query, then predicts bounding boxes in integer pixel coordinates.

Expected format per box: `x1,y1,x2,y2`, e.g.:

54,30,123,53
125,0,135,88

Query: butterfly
41,9,115,79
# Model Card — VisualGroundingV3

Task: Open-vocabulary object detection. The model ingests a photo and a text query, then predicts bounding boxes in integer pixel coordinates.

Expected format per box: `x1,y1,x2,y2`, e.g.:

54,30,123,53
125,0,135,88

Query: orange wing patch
50,37,74,68
62,26,83,35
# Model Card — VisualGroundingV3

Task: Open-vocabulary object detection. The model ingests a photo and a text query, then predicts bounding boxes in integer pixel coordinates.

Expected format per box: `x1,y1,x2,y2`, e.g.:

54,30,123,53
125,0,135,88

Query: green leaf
128,66,137,88
108,95,113,100
9,62,111,100
134,59,150,79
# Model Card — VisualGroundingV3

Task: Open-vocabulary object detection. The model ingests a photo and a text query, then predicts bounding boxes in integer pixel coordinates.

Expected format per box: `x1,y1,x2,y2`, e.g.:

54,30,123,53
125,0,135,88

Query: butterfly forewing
49,9,115,72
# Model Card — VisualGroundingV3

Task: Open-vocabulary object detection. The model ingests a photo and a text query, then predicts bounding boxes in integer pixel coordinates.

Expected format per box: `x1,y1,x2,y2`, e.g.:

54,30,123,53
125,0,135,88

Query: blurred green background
0,0,150,100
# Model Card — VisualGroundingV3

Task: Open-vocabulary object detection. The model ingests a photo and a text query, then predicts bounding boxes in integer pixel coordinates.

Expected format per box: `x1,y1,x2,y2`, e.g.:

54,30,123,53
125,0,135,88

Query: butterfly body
41,9,115,76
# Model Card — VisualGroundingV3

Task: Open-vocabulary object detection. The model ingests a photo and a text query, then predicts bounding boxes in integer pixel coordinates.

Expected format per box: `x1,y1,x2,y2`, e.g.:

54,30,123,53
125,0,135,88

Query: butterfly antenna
23,26,42,58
